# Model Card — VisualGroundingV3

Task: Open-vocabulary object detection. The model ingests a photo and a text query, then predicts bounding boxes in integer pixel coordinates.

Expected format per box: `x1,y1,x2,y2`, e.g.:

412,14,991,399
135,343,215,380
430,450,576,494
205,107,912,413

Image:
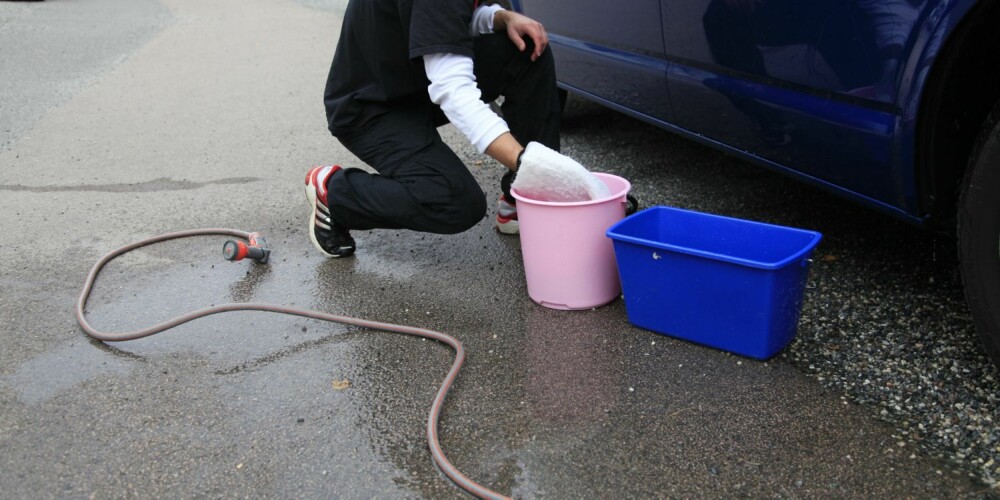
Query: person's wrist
492,9,505,29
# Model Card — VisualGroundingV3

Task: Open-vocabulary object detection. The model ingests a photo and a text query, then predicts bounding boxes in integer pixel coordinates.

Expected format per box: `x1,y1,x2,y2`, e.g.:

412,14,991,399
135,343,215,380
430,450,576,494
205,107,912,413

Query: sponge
512,142,610,202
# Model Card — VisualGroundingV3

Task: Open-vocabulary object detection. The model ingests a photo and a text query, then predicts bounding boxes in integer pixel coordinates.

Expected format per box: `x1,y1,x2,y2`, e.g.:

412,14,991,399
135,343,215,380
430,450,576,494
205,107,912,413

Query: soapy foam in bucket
512,173,632,310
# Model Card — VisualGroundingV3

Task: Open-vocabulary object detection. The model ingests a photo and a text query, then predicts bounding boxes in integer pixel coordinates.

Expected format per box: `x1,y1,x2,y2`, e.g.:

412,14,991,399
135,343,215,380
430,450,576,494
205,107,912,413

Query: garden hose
75,228,510,500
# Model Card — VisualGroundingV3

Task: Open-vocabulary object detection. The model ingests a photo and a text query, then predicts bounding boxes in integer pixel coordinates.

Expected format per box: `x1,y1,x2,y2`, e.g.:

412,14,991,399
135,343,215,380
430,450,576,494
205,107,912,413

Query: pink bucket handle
624,194,639,215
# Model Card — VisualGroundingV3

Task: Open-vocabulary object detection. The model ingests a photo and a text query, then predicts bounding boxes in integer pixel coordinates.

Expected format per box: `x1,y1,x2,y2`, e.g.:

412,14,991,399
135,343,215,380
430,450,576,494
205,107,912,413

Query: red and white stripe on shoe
304,165,342,210
495,194,519,234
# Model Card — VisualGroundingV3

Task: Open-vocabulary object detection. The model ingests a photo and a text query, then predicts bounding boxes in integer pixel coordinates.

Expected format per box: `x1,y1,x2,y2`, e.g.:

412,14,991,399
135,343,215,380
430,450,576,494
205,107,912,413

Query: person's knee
481,33,552,67
533,43,555,73
434,188,487,234
519,37,556,68
452,189,488,233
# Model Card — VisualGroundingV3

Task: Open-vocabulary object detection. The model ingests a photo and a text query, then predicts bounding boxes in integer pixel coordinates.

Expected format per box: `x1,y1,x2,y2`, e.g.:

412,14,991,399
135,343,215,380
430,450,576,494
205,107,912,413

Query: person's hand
494,10,548,61
512,142,610,202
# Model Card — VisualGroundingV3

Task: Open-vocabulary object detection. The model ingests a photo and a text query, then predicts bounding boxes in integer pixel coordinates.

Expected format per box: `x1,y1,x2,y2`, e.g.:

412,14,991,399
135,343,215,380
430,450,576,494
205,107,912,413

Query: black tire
958,99,1000,367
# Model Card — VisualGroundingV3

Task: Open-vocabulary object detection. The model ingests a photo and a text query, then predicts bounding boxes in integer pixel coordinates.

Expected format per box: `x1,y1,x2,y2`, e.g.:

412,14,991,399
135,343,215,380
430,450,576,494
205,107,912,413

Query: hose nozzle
222,232,270,264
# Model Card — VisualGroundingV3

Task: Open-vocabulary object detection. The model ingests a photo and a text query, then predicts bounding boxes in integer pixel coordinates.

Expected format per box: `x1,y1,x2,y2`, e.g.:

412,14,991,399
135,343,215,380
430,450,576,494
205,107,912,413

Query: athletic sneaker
304,165,356,258
495,194,519,234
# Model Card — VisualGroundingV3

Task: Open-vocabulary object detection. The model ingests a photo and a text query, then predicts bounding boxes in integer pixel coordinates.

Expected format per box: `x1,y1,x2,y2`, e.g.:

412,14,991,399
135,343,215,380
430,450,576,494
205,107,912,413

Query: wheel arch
908,0,1000,233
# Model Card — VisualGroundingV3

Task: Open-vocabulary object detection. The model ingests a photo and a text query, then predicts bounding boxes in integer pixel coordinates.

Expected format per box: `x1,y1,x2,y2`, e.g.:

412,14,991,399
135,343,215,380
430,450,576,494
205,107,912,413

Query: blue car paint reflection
512,0,978,225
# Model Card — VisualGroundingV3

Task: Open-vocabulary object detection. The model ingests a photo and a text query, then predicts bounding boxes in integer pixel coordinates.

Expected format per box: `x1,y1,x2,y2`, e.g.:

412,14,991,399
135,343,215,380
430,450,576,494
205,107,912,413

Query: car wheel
958,99,1000,367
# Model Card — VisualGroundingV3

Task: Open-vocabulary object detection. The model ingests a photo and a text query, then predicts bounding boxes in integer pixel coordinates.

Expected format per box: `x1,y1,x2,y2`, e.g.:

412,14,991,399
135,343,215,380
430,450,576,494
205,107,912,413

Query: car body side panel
660,0,935,210
557,80,922,224
664,67,904,208
517,0,664,55
513,0,978,223
663,0,893,98
516,0,673,122
545,34,673,124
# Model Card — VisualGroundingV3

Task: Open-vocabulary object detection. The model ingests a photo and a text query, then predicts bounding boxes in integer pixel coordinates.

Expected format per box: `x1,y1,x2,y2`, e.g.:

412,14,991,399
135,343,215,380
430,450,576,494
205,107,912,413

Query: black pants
327,34,562,233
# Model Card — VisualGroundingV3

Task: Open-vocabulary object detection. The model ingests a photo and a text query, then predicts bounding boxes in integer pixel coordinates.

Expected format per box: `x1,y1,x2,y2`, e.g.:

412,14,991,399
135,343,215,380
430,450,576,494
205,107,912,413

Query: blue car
511,0,1000,367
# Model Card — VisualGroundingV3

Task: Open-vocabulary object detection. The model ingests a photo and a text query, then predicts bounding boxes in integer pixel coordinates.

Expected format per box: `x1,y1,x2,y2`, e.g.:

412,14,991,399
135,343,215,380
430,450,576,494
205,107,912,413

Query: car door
661,0,921,208
516,0,672,123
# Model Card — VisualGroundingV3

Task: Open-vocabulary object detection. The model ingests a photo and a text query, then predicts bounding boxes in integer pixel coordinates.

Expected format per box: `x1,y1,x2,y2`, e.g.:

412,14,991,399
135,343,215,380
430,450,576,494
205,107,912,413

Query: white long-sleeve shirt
424,4,509,154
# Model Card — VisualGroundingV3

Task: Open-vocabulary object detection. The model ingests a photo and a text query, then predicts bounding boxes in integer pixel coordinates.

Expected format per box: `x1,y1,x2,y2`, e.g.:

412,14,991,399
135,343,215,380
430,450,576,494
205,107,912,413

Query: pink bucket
512,173,632,310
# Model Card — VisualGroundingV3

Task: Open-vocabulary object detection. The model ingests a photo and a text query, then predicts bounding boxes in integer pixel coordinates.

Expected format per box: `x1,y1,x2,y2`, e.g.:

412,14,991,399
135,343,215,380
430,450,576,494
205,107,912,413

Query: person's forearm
424,53,510,154
485,132,524,172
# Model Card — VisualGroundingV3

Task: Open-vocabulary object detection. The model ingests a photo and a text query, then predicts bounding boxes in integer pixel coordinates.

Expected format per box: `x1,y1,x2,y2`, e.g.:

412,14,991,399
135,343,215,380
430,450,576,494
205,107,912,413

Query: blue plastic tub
606,206,822,359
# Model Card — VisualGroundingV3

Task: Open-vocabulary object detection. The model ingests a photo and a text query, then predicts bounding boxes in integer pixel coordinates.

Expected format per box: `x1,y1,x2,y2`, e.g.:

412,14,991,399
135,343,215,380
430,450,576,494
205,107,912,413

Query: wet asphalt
1,0,997,498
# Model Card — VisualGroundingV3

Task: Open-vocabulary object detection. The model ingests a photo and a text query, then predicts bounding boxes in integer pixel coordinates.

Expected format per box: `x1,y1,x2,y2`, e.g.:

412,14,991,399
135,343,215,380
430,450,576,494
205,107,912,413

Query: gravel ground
788,236,1000,489
559,95,1000,491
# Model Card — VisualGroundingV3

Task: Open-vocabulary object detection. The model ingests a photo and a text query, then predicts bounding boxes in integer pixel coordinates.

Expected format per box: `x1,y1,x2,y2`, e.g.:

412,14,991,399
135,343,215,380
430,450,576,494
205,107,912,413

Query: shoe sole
305,173,339,258
496,217,519,235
